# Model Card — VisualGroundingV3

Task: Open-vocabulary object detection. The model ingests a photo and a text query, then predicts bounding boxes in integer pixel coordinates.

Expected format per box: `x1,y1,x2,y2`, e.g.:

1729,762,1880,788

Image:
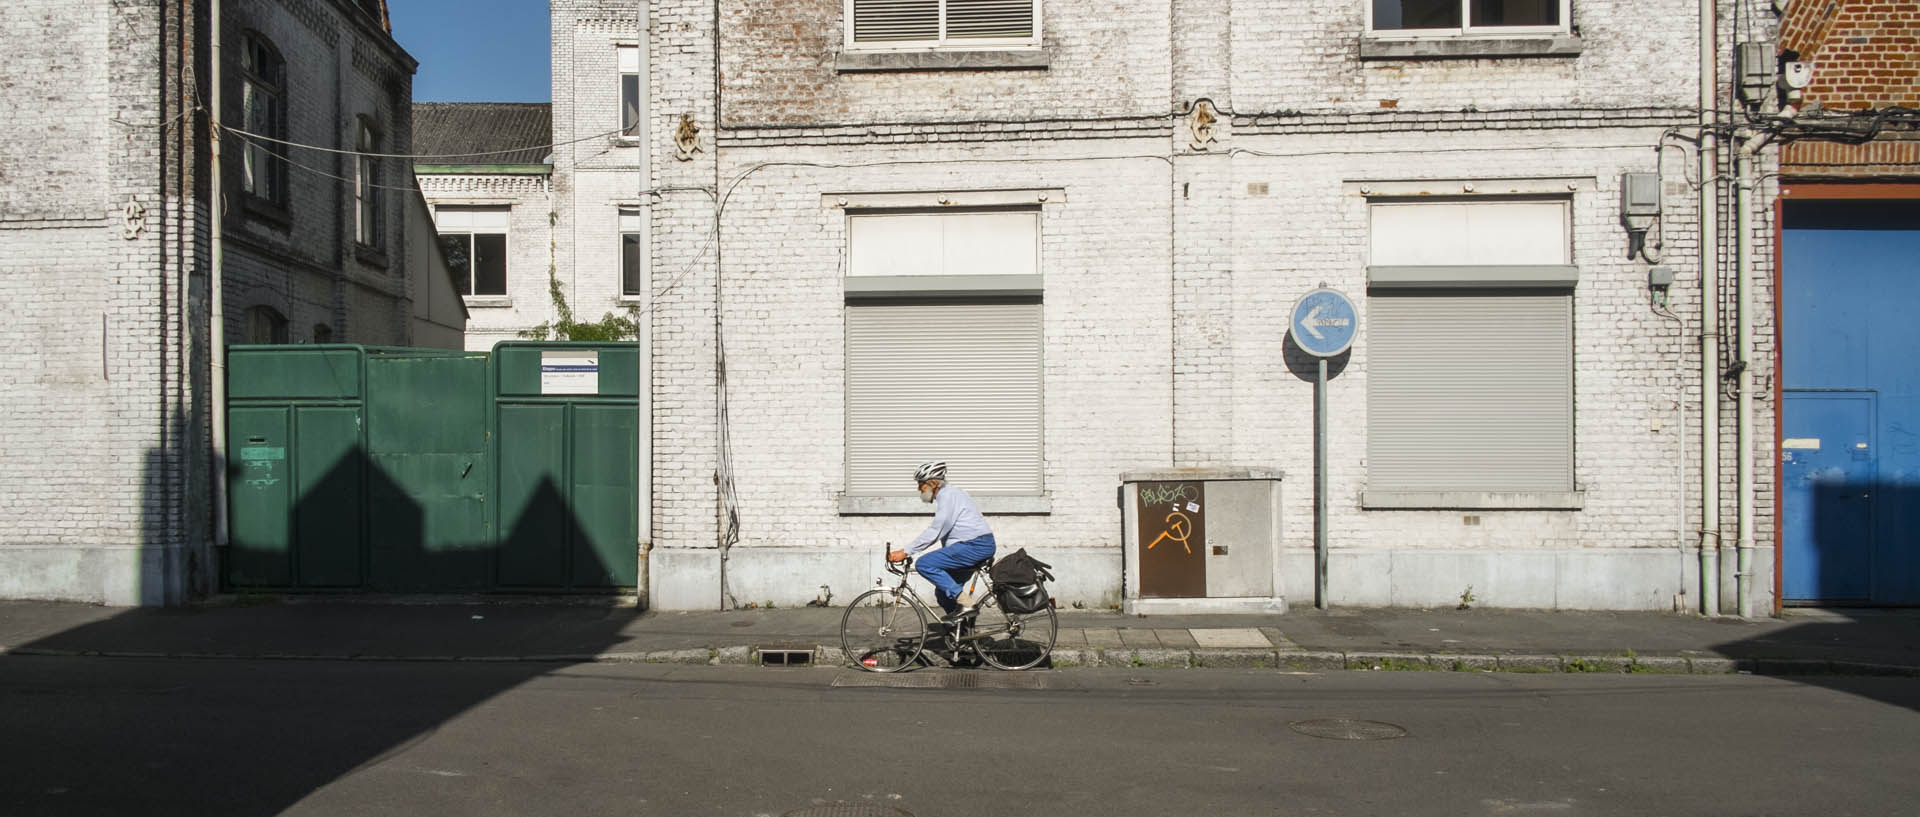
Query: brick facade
1779,0,1919,178
575,0,1784,612
0,0,423,604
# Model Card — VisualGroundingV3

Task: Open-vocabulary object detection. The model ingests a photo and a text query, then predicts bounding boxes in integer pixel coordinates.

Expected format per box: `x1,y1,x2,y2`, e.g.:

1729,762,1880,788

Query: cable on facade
221,122,634,160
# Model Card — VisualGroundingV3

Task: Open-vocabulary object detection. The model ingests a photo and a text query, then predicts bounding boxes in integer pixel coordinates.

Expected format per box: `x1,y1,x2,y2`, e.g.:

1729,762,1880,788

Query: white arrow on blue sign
1288,288,1358,357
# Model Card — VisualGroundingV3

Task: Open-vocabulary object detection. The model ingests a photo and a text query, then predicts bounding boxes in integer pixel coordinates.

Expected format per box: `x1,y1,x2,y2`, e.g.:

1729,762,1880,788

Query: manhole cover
831,670,1076,690
730,621,754,628
782,805,912,817
1289,718,1408,741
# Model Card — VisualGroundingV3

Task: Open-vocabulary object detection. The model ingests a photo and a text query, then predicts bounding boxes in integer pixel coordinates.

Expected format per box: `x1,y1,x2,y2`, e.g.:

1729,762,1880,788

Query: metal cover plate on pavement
1190,628,1273,648
831,671,1077,690
782,805,913,817
1289,718,1408,741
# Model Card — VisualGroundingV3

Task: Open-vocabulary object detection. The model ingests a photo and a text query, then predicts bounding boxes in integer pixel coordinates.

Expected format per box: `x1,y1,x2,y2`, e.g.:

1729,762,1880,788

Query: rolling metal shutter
1366,290,1573,492
846,301,1043,495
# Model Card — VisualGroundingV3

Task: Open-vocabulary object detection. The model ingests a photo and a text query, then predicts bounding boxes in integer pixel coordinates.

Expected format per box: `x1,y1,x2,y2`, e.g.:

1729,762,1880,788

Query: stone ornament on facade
1187,99,1219,152
122,196,147,240
674,113,701,161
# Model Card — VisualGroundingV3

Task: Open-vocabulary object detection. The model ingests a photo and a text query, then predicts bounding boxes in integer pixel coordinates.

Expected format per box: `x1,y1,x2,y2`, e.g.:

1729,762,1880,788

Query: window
619,208,645,297
237,34,287,205
244,306,289,344
845,0,1041,50
1369,0,1568,34
433,206,510,297
844,209,1043,497
354,120,381,248
618,46,641,137
1364,199,1578,504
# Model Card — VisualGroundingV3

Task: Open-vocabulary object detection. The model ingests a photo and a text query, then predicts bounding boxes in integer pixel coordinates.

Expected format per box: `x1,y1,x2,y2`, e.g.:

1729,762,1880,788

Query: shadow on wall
3,446,639,817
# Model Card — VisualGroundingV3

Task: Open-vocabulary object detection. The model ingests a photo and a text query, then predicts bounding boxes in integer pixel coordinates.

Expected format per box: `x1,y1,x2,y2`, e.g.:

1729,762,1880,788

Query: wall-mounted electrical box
1649,266,1675,290
1737,41,1775,103
1621,172,1661,230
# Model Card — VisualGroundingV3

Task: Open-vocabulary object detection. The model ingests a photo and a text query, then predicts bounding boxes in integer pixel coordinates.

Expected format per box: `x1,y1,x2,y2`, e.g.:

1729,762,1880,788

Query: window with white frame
433,206,510,297
1369,0,1568,35
844,209,1043,497
354,119,381,248
237,33,287,206
1364,199,1578,502
618,46,641,136
619,208,644,297
845,0,1041,50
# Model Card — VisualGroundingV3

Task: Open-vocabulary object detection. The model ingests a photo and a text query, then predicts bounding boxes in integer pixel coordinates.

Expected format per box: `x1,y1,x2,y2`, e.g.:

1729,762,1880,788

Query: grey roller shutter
1367,290,1573,492
847,301,1043,496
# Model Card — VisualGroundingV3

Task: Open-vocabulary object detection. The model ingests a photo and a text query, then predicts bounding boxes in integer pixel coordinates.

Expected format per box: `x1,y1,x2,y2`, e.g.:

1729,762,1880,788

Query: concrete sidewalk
2,598,1916,676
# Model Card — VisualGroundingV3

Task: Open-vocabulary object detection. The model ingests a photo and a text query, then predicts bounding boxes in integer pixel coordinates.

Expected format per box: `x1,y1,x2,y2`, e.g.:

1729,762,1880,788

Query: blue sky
390,0,551,102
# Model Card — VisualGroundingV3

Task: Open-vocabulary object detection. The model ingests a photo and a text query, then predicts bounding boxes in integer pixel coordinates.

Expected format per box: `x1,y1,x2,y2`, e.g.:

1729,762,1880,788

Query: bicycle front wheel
974,598,1057,670
840,589,929,672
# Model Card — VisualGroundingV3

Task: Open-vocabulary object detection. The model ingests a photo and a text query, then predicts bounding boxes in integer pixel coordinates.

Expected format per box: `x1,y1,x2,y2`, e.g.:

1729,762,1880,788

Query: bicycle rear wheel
840,589,929,672
973,597,1057,670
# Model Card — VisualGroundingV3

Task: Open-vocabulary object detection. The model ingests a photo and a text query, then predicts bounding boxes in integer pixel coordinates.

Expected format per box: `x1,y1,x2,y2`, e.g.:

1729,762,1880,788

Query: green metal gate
225,342,638,593
491,342,640,590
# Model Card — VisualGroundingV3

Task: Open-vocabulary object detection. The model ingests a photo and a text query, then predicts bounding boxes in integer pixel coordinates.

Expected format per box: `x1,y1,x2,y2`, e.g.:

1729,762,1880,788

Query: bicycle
840,551,1058,672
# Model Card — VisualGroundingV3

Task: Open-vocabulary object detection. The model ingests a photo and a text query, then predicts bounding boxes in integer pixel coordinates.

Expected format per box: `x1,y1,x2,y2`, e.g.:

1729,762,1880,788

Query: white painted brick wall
601,0,1780,611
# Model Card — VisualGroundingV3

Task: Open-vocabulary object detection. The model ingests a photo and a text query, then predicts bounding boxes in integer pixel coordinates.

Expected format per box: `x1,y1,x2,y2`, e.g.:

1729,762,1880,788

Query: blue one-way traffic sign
1289,288,1357,357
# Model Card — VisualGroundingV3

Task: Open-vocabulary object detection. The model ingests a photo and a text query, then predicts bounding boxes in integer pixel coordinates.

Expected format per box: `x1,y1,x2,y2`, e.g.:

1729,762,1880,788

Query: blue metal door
1782,199,1920,604
1781,392,1874,602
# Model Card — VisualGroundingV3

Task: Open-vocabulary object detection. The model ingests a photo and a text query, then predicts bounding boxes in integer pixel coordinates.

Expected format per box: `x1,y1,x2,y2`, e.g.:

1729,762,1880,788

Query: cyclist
887,461,996,624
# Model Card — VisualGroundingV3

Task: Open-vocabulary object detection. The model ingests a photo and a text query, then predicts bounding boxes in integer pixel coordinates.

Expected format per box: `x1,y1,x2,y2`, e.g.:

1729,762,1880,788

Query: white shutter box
846,302,1043,496
852,0,940,42
1366,291,1574,493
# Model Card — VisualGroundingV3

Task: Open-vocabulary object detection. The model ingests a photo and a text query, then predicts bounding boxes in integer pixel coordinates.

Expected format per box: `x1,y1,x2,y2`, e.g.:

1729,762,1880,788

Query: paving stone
1258,627,1302,651
1118,630,1163,648
1120,648,1190,668
1190,628,1271,648
1154,629,1200,648
1082,628,1125,648
1053,629,1089,647
1274,651,1346,672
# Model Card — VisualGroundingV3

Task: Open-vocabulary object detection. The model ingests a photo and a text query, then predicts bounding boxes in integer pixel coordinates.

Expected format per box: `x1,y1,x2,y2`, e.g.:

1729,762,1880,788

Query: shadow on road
1712,609,1920,714
0,442,641,817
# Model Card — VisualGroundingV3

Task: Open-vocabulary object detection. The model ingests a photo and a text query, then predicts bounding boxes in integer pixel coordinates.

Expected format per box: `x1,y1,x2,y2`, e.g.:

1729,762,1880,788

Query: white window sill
836,48,1051,73
1358,33,1582,60
1362,491,1586,510
462,296,513,308
839,494,1051,516
616,295,647,306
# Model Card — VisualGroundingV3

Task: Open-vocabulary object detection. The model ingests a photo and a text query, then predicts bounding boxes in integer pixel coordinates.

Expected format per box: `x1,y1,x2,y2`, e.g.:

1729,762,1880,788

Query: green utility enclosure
225,343,639,593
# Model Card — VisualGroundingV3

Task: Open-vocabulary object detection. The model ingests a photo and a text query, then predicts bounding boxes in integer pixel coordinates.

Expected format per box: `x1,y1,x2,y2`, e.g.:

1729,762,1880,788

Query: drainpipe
1697,0,1720,615
1734,106,1792,618
210,0,231,557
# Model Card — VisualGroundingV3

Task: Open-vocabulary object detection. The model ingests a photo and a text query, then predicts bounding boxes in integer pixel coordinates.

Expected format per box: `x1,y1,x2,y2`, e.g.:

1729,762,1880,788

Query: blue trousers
915,534,997,614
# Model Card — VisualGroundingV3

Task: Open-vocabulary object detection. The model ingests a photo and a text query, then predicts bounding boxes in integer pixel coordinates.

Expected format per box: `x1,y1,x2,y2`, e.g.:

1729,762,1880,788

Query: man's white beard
919,486,935,503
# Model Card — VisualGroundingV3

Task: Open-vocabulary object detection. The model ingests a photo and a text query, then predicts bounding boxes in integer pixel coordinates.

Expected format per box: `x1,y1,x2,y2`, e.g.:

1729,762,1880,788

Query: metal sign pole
1290,286,1354,612
1316,356,1328,610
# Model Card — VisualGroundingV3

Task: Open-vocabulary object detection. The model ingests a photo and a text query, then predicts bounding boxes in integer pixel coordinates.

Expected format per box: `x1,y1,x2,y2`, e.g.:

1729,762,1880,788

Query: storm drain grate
831,670,1075,690
1289,718,1408,741
781,806,912,817
758,646,815,667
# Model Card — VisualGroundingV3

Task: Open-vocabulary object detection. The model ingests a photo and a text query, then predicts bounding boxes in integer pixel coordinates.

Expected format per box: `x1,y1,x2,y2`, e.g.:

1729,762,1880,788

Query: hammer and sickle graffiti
1146,511,1194,555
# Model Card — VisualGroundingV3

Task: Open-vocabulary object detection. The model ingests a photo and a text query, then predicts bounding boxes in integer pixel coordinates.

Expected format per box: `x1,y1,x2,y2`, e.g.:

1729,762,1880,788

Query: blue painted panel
1782,200,1920,603
1781,392,1874,601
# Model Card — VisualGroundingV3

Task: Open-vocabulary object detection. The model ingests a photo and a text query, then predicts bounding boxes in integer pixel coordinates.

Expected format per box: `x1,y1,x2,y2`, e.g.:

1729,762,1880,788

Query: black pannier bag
990,549,1055,614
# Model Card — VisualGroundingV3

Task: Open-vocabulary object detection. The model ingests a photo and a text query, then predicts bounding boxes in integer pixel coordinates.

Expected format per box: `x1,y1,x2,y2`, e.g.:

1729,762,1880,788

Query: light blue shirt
904,484,992,556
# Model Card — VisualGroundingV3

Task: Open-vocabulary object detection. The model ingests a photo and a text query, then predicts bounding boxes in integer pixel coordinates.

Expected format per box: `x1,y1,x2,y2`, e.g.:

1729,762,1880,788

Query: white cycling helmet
913,461,947,484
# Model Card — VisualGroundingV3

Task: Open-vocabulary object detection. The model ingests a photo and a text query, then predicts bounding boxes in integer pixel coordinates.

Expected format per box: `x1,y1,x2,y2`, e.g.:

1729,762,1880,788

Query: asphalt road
2,657,1916,817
